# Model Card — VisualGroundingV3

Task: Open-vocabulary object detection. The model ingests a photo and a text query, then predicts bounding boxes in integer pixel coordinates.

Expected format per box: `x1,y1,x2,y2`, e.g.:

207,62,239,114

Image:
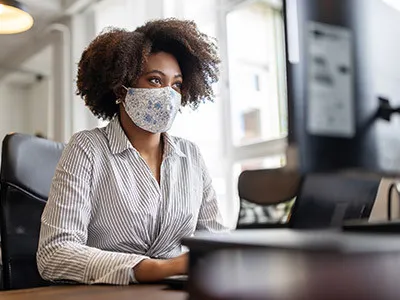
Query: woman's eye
149,78,161,85
174,82,183,90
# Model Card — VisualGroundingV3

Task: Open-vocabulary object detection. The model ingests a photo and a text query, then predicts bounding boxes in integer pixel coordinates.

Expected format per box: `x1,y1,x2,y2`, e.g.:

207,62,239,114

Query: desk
183,229,400,299
190,249,400,300
0,285,186,300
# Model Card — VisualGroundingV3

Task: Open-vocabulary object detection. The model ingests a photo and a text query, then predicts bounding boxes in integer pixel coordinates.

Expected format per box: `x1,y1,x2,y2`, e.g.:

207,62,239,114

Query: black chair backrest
290,173,381,229
237,168,302,228
238,168,302,206
0,133,64,290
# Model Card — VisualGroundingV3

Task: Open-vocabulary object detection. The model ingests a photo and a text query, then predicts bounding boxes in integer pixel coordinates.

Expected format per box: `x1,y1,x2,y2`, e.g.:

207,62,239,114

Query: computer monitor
284,0,400,175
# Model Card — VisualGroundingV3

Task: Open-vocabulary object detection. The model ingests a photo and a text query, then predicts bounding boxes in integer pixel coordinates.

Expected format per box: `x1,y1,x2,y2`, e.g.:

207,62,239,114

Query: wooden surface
0,284,186,300
190,248,400,300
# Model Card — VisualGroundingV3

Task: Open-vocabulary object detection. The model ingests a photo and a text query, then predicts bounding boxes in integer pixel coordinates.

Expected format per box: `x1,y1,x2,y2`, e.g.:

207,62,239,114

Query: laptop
288,173,379,228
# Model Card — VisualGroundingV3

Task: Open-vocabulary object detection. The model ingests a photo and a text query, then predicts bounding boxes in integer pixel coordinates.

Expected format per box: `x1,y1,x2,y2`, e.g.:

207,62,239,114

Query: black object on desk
237,171,379,230
288,173,378,229
160,275,188,290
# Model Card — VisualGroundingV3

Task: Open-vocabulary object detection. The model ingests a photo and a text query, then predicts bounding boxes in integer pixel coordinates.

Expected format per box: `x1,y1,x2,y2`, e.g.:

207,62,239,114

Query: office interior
1,0,400,299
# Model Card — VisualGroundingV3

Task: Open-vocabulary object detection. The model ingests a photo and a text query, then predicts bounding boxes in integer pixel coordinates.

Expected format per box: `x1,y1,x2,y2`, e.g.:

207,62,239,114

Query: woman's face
135,51,183,94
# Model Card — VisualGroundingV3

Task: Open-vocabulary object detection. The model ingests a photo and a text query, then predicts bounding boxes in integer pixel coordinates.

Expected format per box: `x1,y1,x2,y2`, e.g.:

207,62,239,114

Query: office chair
0,133,64,290
237,168,301,228
237,169,380,229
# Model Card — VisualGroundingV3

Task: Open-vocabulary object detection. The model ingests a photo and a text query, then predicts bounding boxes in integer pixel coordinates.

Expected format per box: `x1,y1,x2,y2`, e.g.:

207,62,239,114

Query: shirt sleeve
36,132,148,285
195,151,230,232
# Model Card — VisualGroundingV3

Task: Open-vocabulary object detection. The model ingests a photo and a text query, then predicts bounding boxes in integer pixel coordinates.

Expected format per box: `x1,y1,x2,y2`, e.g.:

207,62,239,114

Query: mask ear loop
116,85,129,104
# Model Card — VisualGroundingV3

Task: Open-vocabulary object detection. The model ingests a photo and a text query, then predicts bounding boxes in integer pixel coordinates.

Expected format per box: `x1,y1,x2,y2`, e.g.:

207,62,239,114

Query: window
221,0,288,225
235,155,287,174
226,0,287,145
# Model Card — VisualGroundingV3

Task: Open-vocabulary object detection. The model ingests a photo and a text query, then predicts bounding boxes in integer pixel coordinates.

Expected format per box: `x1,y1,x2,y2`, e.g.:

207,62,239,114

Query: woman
37,19,227,285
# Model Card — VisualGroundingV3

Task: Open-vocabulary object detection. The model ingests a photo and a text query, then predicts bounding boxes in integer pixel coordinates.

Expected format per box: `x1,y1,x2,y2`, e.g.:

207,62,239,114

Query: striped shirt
37,117,227,285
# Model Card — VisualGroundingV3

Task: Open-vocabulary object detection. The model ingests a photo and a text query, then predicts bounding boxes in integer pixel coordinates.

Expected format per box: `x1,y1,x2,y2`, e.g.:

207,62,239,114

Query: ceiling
0,0,64,63
0,0,92,84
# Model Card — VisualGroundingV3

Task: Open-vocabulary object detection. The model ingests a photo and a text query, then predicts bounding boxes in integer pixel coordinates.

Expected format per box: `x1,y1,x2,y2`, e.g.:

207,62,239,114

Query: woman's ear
113,85,127,102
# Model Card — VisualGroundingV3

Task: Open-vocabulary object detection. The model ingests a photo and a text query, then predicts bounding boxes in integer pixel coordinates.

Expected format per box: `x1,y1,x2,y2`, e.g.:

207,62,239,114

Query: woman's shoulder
67,127,108,151
169,135,201,157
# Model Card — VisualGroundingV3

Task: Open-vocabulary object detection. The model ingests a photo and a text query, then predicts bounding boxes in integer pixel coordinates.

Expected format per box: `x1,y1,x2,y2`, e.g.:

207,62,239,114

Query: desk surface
191,249,400,300
0,285,186,300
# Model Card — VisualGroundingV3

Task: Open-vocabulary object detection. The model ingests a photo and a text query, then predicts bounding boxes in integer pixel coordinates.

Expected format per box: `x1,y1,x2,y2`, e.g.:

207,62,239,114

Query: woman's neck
119,112,163,160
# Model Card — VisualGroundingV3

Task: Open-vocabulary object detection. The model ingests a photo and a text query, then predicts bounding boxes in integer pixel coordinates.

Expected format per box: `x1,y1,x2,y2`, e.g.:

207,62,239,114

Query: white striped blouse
36,117,227,285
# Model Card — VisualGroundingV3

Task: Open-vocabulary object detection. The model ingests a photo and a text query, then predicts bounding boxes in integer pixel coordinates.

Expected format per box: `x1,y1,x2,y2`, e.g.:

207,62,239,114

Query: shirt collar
105,117,133,155
163,132,186,158
105,117,186,158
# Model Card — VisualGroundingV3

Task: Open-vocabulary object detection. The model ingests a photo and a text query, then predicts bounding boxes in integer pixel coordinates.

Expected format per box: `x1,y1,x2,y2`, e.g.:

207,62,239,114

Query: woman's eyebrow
144,69,165,76
144,70,182,79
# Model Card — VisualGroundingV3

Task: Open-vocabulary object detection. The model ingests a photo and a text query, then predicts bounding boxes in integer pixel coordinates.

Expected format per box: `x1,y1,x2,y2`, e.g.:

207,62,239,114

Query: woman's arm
37,132,185,284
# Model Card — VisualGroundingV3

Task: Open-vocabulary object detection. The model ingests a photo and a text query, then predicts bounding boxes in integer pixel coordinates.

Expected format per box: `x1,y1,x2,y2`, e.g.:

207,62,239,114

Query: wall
26,78,51,138
70,9,98,134
0,79,52,141
0,83,29,156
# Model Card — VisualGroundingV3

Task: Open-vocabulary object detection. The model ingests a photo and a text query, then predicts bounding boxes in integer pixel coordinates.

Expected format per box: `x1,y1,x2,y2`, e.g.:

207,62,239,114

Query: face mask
120,86,181,133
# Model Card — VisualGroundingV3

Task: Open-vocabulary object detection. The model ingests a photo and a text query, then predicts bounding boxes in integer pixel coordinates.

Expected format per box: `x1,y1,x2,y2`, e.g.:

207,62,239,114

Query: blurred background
0,0,288,227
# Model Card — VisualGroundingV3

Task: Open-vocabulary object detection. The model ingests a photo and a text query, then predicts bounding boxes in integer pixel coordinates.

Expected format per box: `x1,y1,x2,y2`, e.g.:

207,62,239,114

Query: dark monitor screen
284,0,400,175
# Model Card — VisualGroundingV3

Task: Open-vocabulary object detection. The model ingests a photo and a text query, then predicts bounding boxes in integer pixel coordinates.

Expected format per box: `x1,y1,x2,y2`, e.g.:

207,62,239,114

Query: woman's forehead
143,52,182,75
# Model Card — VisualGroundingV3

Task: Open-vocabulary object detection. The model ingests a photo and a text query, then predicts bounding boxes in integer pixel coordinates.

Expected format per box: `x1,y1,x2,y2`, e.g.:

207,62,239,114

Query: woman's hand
168,252,188,275
134,252,188,282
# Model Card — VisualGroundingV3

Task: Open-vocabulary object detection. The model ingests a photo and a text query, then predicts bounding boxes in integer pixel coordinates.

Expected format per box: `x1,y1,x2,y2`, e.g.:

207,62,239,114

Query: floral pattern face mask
121,86,182,133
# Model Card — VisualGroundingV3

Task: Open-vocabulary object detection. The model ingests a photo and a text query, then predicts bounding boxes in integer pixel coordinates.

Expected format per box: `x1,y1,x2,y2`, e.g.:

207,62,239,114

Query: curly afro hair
76,18,221,120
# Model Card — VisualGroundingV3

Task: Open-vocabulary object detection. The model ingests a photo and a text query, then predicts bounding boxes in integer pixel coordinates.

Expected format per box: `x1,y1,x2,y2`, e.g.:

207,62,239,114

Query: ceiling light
0,0,34,34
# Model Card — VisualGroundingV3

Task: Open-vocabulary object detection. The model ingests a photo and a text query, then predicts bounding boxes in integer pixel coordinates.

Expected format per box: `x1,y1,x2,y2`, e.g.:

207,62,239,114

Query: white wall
0,83,29,142
0,43,56,142
26,78,52,137
0,79,51,141
93,0,147,34
71,9,99,134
